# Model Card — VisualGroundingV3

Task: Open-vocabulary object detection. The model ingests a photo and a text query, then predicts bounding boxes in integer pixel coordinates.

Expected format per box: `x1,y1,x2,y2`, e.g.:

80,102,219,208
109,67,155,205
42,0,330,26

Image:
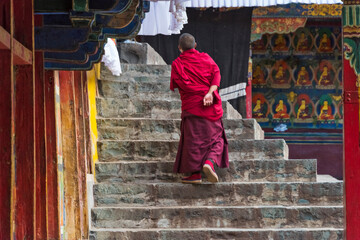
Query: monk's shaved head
179,33,196,51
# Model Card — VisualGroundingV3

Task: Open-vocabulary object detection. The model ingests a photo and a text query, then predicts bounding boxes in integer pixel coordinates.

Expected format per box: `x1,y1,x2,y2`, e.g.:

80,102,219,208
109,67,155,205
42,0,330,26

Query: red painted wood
343,57,360,239
14,65,35,240
13,0,33,49
74,71,88,239
44,70,59,239
0,1,11,33
35,51,47,240
0,50,12,239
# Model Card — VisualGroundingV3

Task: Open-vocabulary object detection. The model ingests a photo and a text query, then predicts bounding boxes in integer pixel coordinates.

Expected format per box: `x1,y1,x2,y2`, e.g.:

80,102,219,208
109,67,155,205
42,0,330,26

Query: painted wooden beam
44,70,60,240
35,27,90,51
44,47,104,70
0,50,12,240
44,42,99,63
59,71,81,240
13,38,33,65
0,26,11,50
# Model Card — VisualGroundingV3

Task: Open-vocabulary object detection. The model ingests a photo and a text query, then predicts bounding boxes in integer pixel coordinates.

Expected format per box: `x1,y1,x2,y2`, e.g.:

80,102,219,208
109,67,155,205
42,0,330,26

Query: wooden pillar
0,3,12,237
0,50,12,240
34,51,47,240
13,0,35,238
83,71,93,173
342,3,360,239
74,71,89,239
59,71,81,240
246,56,253,119
44,70,60,239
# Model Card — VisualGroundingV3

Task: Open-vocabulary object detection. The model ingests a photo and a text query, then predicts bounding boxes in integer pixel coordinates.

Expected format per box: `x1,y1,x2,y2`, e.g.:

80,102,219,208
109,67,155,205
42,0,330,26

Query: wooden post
59,71,81,240
74,71,89,239
0,50,12,240
13,0,35,238
342,3,360,239
44,70,60,239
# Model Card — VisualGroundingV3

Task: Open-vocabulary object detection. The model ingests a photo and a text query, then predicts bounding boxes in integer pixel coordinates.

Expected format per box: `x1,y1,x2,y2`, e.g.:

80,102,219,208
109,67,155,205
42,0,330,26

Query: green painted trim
344,38,360,76
73,0,88,11
349,6,354,26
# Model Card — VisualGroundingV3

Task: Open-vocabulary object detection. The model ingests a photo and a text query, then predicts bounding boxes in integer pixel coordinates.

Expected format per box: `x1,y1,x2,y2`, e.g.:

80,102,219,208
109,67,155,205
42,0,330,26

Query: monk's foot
181,172,202,184
203,160,219,183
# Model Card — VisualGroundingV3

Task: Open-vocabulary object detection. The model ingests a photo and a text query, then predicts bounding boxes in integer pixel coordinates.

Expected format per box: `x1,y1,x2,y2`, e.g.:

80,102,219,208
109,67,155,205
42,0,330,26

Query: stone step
101,63,171,79
97,118,264,141
98,78,179,100
91,206,343,229
97,139,289,162
89,228,343,240
95,159,315,183
96,98,242,119
93,181,343,207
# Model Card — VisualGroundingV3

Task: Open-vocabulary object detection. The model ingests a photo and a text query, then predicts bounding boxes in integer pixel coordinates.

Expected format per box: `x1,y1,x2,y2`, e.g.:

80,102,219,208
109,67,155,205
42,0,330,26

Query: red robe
170,49,223,121
171,49,229,173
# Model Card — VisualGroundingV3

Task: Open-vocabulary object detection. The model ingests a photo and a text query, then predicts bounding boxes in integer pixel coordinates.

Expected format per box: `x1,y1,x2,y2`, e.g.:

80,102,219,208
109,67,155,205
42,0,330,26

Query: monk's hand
203,93,213,106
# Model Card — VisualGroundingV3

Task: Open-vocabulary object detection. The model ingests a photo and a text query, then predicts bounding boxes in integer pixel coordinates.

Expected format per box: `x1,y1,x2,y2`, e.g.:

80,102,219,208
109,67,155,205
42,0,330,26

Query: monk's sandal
181,172,202,184
203,159,219,183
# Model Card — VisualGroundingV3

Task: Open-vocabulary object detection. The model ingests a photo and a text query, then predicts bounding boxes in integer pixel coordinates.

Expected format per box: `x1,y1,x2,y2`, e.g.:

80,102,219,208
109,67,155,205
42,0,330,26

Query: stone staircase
90,64,344,240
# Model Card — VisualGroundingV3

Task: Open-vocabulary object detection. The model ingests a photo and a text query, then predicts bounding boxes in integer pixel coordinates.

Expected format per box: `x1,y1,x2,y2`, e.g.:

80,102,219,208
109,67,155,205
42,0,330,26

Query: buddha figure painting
295,66,312,86
294,30,313,52
317,31,333,53
273,99,290,119
317,95,335,121
252,93,268,121
252,64,267,85
252,35,268,52
316,61,335,89
318,100,334,120
272,34,289,52
271,60,291,88
295,94,313,121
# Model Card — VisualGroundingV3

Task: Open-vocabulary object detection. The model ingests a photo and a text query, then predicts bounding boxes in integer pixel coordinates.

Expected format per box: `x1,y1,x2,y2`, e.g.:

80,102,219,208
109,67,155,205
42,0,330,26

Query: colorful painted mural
251,23,343,129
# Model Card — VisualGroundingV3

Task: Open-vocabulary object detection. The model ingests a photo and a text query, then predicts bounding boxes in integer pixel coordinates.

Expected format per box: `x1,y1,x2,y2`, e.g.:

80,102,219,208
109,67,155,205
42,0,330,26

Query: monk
170,33,229,184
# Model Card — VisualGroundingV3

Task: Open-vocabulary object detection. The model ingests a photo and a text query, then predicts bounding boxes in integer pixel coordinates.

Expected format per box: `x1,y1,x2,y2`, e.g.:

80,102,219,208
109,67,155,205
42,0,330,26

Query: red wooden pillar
34,51,47,240
13,0,35,238
0,3,12,239
342,2,360,239
44,70,60,239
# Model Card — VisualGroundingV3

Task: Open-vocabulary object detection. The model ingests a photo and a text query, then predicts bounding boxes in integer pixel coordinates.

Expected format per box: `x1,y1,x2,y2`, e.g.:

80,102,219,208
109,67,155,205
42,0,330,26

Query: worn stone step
98,78,179,100
101,63,171,79
93,181,343,207
91,206,343,229
96,98,242,119
97,139,288,162
95,159,315,183
97,118,264,141
89,228,343,240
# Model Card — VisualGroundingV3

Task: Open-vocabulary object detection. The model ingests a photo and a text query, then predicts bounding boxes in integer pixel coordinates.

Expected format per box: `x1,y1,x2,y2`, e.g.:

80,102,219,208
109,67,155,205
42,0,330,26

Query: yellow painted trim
86,64,99,178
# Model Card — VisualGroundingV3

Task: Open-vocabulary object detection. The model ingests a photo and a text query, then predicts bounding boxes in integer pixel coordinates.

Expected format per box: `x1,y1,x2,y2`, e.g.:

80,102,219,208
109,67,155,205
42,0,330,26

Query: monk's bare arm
203,85,218,106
